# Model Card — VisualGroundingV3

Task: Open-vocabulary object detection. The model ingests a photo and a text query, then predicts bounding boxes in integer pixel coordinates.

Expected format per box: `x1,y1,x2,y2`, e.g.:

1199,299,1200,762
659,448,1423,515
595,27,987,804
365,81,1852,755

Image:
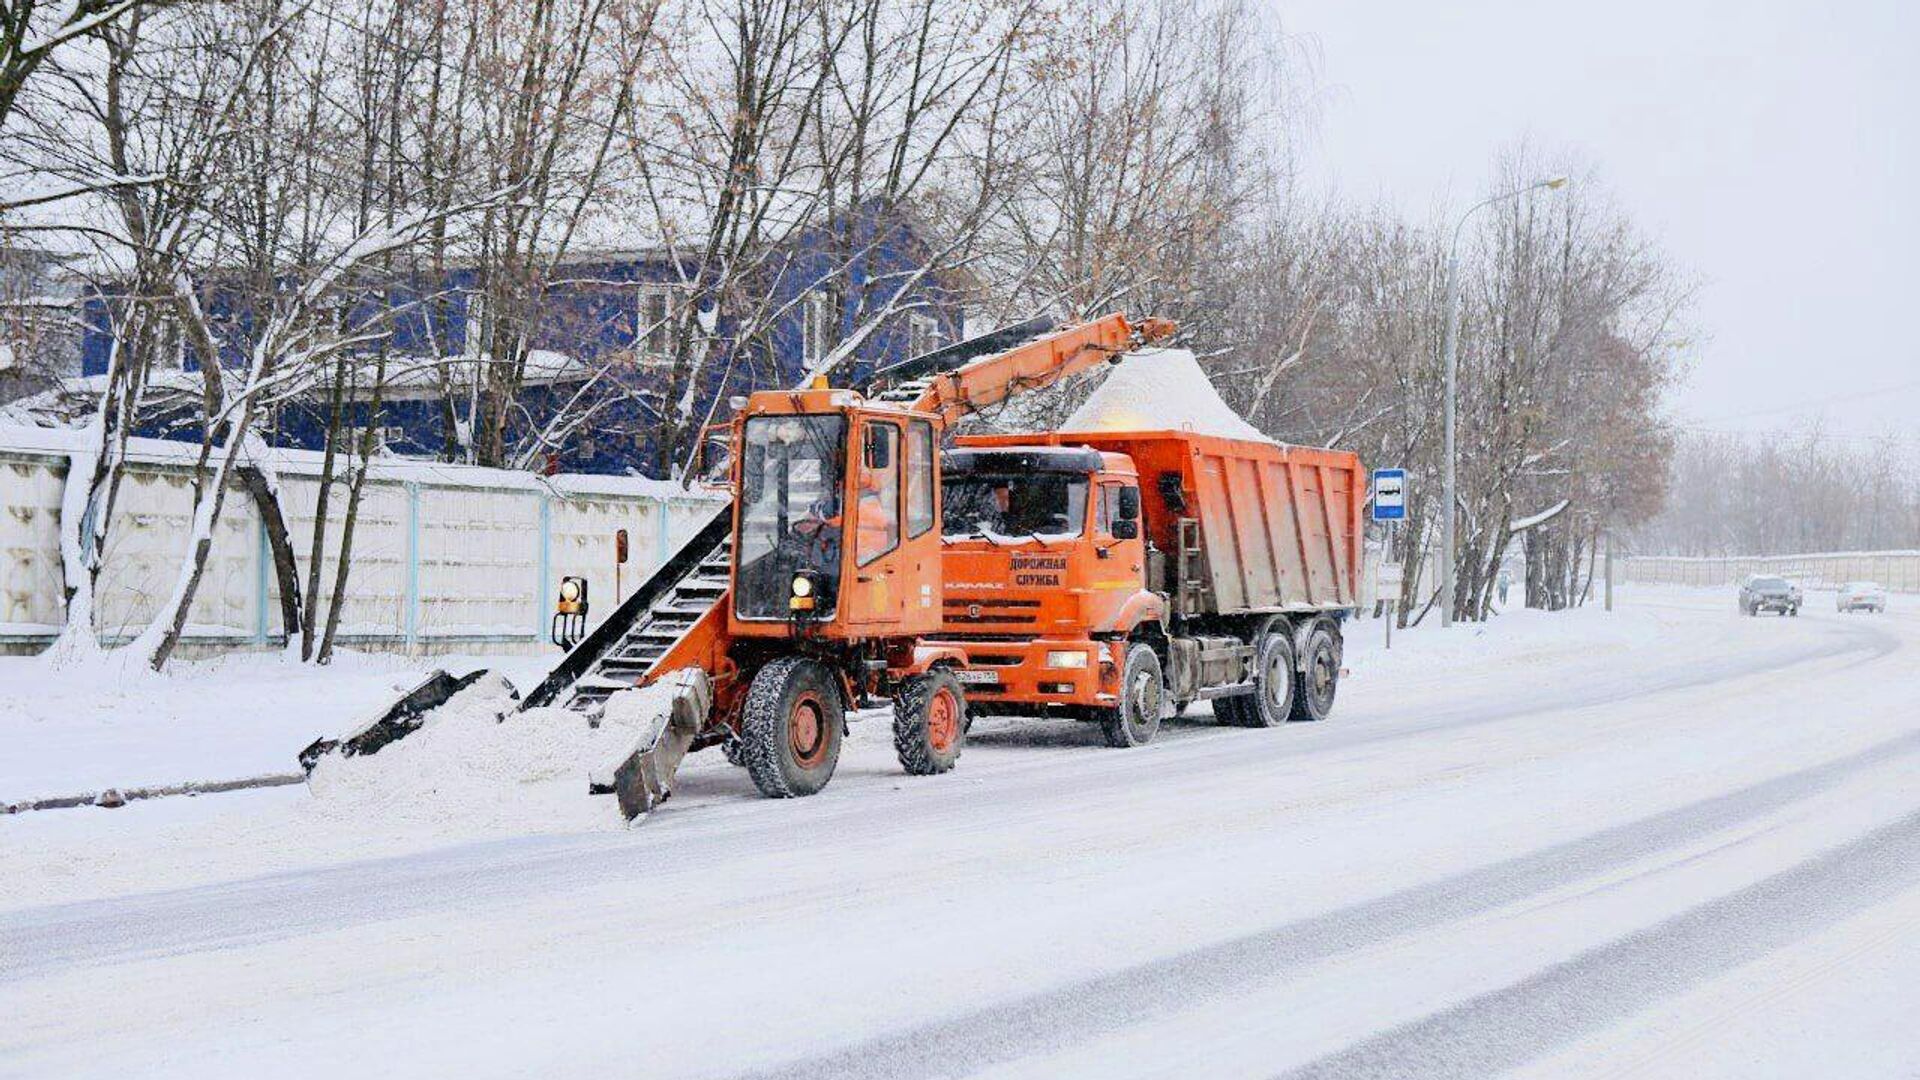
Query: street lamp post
1439,175,1568,628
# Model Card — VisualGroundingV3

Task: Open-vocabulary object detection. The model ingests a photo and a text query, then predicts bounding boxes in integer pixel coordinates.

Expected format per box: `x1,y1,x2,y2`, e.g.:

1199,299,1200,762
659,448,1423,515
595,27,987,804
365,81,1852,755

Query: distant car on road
1739,575,1801,616
1836,581,1888,613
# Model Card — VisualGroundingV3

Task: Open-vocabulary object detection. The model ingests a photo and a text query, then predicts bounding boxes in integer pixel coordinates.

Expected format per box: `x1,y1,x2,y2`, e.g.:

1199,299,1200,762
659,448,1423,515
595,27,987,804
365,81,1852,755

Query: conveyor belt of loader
519,504,733,715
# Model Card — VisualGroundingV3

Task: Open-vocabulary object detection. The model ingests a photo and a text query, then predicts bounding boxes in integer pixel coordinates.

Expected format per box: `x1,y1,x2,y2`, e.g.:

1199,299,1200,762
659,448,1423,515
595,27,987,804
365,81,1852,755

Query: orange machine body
596,313,1173,736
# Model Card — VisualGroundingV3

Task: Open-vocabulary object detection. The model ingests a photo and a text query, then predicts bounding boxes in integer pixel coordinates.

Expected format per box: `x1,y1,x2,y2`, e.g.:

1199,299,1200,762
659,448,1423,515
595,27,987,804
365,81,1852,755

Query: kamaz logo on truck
1011,554,1067,586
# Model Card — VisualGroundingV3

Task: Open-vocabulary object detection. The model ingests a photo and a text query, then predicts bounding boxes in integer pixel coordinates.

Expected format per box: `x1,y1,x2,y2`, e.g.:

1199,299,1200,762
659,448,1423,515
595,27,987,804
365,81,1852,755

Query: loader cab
728,387,943,641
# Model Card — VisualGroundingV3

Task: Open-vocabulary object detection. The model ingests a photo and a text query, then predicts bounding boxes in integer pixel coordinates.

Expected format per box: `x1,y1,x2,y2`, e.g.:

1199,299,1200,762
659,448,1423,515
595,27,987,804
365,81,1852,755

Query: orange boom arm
901,313,1174,426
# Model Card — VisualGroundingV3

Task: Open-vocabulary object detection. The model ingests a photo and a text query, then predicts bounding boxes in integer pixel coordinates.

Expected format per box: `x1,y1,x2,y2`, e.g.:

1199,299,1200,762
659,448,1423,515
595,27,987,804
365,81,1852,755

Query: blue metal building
75,210,967,476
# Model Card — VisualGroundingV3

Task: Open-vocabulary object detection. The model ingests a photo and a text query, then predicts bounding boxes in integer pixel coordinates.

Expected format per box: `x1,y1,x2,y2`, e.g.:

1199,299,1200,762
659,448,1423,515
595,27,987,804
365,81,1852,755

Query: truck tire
1222,630,1296,728
1100,644,1164,747
740,657,843,798
1289,624,1340,722
894,669,966,776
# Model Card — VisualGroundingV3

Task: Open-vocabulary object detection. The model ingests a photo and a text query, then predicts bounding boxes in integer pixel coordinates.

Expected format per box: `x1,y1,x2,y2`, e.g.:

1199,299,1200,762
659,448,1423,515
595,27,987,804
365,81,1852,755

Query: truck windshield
943,473,1088,541
736,414,847,619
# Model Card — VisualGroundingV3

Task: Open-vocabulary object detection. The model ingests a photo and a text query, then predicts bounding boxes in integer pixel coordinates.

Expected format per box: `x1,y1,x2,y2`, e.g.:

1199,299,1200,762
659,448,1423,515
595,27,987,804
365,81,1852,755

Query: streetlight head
1542,176,1571,190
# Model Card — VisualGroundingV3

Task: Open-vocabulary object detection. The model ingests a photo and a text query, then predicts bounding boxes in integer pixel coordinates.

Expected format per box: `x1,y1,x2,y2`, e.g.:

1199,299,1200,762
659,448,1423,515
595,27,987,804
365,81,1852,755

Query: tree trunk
236,464,303,641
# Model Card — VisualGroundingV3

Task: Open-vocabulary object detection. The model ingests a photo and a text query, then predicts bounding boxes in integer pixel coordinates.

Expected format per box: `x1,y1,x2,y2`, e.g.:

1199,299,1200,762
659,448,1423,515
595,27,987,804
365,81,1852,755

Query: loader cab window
856,421,902,566
906,420,935,538
736,414,847,619
944,472,1089,541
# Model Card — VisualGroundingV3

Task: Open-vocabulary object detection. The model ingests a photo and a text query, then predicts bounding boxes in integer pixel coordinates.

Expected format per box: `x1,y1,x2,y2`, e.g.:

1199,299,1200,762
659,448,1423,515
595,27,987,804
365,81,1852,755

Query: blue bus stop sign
1372,468,1407,521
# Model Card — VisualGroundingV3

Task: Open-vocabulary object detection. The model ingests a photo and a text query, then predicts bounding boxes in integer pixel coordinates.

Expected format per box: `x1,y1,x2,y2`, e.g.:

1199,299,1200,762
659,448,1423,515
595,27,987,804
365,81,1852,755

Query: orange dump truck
929,429,1364,744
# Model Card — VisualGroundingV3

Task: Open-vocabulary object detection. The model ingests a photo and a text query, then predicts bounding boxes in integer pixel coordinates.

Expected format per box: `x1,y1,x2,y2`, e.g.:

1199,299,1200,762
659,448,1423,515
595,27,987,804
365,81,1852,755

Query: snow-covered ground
2,586,1917,1078
0,648,554,803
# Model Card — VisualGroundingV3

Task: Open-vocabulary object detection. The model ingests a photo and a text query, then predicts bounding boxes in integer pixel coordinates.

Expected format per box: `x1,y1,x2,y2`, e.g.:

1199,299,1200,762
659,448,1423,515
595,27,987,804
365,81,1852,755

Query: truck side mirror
1117,486,1141,521
1112,519,1139,540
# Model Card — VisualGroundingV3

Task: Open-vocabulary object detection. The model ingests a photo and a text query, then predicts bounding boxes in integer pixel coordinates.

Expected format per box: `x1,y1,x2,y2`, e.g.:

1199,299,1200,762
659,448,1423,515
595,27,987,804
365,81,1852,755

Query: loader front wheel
894,669,966,776
741,657,843,798
1100,644,1164,747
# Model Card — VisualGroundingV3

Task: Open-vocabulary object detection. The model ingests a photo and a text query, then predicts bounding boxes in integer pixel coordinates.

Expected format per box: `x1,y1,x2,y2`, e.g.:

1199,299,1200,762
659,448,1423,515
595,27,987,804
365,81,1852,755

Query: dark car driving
1739,575,1801,617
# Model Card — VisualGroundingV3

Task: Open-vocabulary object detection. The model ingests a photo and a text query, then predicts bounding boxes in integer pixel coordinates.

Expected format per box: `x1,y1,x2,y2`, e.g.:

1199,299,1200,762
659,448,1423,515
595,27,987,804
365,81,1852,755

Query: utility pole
1440,255,1460,628
1438,175,1569,629
1604,531,1615,612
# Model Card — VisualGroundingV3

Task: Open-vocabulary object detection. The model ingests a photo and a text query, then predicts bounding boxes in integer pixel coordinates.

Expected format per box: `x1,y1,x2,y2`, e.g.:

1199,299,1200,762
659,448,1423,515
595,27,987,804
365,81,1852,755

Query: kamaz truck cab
937,443,1160,731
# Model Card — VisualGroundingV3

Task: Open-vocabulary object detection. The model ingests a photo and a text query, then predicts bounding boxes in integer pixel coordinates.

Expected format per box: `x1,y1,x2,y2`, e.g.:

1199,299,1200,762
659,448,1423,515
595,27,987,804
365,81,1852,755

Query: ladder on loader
520,506,732,715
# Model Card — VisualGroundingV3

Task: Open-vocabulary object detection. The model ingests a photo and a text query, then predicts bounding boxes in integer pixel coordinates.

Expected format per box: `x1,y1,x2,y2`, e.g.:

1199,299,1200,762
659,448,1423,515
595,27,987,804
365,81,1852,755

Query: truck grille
943,597,1039,625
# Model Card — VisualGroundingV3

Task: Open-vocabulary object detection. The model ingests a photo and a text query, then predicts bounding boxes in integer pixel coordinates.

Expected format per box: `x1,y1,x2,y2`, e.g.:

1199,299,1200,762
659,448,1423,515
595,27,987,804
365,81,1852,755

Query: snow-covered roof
0,420,719,501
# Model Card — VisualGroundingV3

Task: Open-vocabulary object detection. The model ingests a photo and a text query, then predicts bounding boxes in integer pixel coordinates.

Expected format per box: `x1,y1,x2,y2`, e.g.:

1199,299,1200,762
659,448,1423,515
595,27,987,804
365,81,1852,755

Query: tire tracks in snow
730,726,1920,1080
1278,807,1920,1080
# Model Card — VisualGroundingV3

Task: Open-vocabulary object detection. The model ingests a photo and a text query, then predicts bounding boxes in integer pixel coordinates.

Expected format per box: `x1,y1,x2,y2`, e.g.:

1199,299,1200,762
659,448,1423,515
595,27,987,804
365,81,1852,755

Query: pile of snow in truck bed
1062,347,1272,443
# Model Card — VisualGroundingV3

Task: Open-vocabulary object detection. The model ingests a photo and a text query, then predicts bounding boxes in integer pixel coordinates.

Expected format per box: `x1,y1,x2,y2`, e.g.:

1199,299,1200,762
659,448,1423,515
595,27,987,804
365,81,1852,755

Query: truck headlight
1045,650,1088,669
791,573,814,598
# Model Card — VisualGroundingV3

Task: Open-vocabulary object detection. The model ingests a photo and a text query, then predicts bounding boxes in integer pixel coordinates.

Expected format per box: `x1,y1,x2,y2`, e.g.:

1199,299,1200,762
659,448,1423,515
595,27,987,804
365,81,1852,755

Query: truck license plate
954,669,997,685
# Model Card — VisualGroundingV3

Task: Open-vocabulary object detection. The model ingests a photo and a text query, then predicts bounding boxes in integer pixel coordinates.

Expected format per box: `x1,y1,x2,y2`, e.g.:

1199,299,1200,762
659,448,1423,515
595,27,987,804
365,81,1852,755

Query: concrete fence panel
0,425,723,656
1622,552,1920,593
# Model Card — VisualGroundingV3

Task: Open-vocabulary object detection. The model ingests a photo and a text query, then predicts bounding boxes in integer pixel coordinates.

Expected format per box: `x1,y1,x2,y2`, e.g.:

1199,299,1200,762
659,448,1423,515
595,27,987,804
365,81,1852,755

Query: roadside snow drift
1062,347,1272,443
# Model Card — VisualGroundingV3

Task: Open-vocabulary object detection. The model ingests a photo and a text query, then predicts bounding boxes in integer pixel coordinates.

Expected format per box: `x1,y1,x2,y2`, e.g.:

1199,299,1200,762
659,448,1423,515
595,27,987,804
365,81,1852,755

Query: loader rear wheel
894,669,966,776
1290,624,1339,722
1222,629,1296,727
741,657,843,798
1100,644,1163,747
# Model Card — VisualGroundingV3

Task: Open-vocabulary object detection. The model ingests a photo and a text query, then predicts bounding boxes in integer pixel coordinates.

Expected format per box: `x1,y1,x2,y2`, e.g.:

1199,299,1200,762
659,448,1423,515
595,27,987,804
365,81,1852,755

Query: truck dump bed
985,430,1364,615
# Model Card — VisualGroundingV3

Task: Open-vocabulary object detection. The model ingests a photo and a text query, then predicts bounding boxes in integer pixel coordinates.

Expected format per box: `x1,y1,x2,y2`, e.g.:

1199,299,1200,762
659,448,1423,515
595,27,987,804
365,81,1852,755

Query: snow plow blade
298,668,499,774
589,668,713,819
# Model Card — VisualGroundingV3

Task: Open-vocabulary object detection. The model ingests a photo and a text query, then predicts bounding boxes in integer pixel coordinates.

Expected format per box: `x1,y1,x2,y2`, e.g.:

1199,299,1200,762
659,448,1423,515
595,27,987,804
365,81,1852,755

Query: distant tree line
1633,431,1920,557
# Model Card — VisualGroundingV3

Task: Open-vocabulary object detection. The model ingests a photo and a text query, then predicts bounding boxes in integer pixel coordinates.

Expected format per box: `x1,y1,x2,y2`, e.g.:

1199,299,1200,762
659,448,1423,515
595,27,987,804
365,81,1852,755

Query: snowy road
3,589,1918,1078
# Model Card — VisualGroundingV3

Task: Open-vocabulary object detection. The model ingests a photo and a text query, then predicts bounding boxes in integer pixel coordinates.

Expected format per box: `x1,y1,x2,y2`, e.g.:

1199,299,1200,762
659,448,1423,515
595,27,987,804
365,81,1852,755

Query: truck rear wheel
1100,644,1163,747
894,669,966,775
1290,624,1339,722
741,657,843,798
1221,630,1296,727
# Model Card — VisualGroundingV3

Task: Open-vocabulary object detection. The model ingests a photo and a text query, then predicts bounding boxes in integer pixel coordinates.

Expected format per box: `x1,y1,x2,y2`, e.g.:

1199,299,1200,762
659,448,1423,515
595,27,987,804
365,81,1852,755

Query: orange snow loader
306,314,1176,817
925,429,1364,746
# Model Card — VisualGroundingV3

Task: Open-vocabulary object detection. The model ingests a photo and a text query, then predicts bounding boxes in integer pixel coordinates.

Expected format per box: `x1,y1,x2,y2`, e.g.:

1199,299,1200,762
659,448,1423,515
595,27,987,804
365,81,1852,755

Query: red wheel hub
789,693,828,767
926,687,960,753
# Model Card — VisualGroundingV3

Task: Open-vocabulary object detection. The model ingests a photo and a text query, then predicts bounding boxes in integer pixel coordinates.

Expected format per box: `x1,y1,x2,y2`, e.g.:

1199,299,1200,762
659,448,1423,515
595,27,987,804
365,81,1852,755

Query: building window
802,292,831,366
908,312,940,358
638,283,679,361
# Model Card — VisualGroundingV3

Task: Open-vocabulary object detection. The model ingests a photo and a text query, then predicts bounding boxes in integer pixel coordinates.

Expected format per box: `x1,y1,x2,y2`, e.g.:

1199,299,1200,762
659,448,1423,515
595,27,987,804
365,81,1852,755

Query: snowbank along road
3,587,1918,1078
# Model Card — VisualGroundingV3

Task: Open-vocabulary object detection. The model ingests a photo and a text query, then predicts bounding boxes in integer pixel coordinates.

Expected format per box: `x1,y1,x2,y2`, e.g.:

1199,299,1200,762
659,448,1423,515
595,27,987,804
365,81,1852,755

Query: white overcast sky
1276,0,1918,442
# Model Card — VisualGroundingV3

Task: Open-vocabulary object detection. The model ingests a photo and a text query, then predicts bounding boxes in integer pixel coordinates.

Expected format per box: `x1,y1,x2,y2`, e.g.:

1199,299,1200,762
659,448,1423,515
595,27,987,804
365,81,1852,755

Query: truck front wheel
740,657,844,798
1290,624,1340,722
1100,644,1164,747
894,669,966,775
